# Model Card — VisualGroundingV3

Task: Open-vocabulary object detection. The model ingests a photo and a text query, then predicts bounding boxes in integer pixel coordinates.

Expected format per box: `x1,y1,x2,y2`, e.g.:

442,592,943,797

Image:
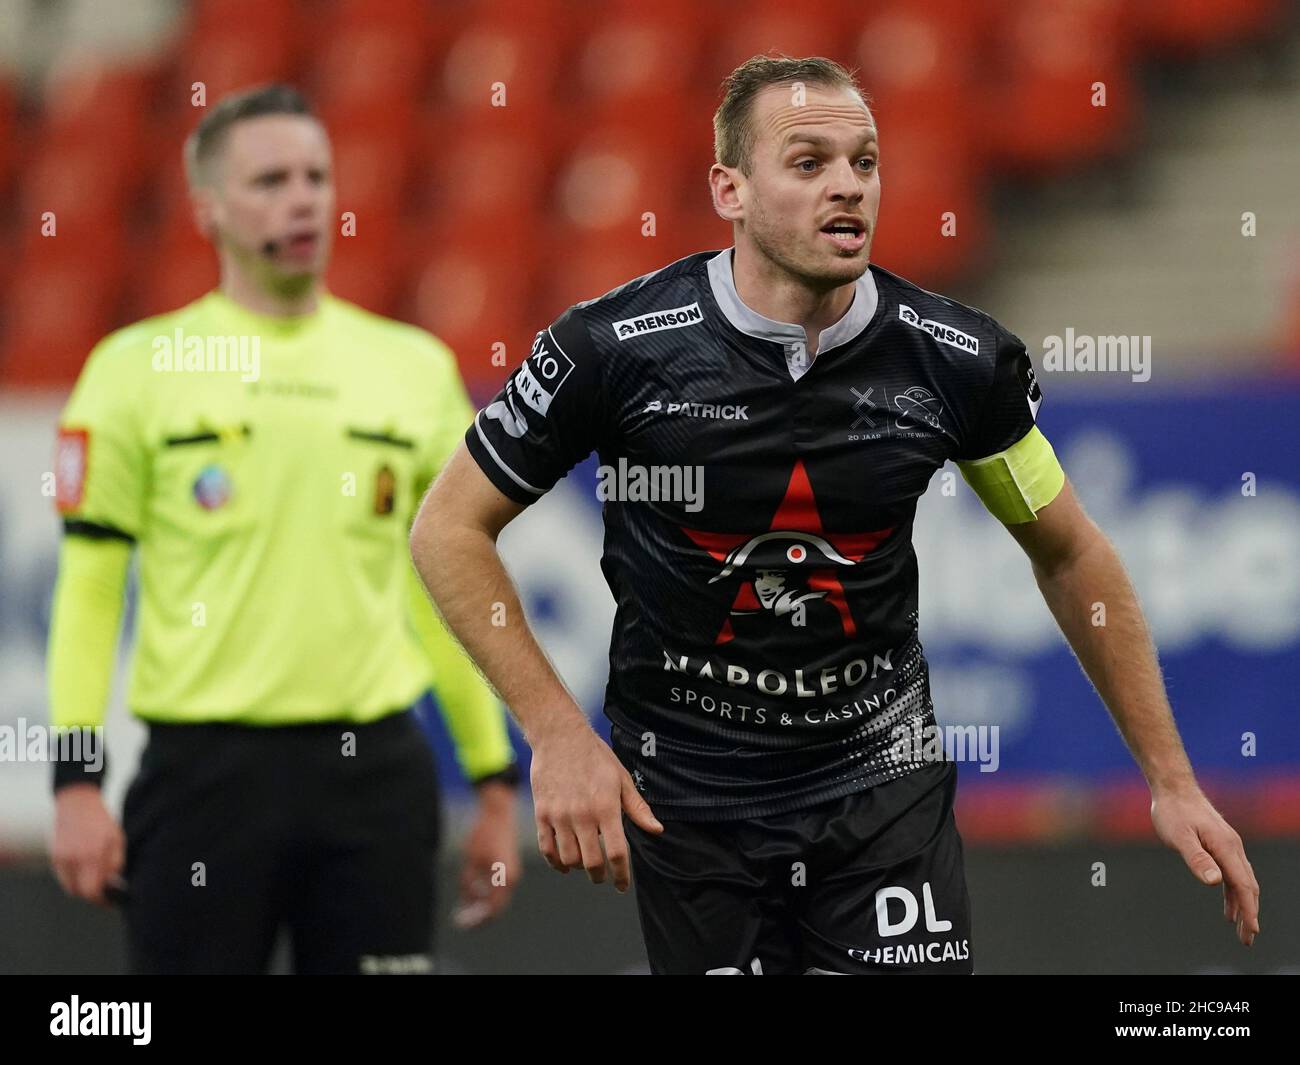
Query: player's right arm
46,334,147,906
409,310,663,893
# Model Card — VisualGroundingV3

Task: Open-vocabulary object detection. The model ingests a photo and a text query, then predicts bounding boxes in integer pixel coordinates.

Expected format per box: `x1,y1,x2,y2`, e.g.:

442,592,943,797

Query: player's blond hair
713,54,870,175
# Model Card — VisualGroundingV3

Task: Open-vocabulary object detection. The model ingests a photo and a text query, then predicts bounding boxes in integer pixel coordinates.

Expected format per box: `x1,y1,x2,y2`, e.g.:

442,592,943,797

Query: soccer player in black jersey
411,55,1260,974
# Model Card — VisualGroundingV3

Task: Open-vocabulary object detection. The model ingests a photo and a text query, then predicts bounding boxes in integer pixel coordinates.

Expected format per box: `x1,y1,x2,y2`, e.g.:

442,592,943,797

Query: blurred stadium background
1,0,1298,973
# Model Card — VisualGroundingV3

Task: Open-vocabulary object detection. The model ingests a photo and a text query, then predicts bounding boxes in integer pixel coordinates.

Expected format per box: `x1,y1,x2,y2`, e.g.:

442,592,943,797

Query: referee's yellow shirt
52,289,482,726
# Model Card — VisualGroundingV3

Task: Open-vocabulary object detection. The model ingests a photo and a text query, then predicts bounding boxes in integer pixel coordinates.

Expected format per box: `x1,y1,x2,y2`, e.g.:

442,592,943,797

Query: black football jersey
465,248,1042,820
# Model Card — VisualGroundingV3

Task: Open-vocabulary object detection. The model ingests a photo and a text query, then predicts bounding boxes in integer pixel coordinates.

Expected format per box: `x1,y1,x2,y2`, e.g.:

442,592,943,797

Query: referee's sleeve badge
54,427,88,513
373,464,396,515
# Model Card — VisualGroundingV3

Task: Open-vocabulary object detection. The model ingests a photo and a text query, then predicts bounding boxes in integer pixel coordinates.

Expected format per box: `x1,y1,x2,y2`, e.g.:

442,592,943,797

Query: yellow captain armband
955,425,1065,524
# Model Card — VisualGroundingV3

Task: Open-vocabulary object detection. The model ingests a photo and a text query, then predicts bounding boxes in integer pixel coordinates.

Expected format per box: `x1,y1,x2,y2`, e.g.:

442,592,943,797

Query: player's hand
1150,784,1260,946
530,714,663,892
51,783,126,908
453,780,521,929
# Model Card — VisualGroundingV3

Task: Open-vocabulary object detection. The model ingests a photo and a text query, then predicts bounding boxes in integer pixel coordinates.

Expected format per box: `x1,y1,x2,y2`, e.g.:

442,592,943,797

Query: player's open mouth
819,218,866,252
286,231,319,255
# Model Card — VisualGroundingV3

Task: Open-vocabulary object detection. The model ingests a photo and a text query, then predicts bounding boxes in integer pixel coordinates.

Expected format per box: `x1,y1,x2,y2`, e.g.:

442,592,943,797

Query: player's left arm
955,330,1259,947
1002,478,1258,946
408,334,520,927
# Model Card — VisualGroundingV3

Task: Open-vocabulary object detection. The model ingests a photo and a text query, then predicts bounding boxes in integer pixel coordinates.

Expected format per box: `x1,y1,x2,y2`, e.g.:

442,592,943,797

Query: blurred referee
46,84,520,974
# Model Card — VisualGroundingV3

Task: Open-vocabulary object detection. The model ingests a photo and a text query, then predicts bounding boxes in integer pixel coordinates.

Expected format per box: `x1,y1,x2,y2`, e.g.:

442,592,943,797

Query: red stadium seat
708,0,856,75
317,0,461,86
1,259,122,386
457,0,575,37
19,141,135,265
9,0,1287,401
984,0,1140,176
0,75,17,199
616,201,730,266
310,24,430,111
851,2,984,163
533,225,689,320
573,12,706,108
327,126,416,251
39,62,156,164
174,28,301,105
147,145,197,234
572,0,703,25
675,205,734,259
416,118,553,230
180,0,301,87
316,93,420,148
151,191,209,256
327,243,403,316
549,126,689,243
869,116,987,285
436,16,569,117
561,92,716,213
407,222,540,387
187,0,302,51
128,216,216,320
325,0,440,39
1135,0,1285,55
131,252,218,321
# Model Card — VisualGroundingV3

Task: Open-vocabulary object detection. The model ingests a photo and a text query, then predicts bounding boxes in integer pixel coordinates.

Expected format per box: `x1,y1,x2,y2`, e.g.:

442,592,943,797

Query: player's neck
219,268,322,319
730,243,855,355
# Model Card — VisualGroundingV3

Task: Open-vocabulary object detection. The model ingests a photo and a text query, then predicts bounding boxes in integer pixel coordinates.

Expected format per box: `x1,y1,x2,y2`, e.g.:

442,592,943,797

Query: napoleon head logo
681,460,896,644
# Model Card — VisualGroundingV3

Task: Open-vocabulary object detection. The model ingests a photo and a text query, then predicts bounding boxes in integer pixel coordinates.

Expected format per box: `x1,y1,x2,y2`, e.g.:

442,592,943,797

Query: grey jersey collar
706,247,879,380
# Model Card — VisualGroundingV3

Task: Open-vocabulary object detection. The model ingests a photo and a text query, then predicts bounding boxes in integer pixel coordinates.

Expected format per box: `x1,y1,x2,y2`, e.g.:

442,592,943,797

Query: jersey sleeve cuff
463,418,547,506
63,518,136,543
51,729,108,792
471,762,521,789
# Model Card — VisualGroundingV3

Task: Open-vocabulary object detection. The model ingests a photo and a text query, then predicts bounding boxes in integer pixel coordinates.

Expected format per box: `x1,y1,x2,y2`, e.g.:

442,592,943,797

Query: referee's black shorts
624,761,973,975
121,708,441,975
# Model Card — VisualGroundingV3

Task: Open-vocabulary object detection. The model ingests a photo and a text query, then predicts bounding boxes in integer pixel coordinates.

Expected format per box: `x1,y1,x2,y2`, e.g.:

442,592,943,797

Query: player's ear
709,162,744,222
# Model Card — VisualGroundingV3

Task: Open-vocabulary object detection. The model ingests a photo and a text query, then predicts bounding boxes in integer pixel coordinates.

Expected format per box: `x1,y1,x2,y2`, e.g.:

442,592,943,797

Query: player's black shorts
625,761,972,975
120,708,441,975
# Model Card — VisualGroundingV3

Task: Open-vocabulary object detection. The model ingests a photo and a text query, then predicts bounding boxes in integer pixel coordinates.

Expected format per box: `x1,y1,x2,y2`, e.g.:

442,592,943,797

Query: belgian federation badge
374,464,396,516
193,465,233,510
